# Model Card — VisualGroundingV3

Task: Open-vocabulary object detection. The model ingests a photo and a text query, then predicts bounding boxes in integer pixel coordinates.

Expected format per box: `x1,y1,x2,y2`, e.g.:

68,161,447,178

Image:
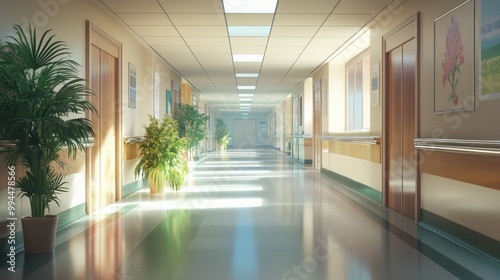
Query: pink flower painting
441,15,465,106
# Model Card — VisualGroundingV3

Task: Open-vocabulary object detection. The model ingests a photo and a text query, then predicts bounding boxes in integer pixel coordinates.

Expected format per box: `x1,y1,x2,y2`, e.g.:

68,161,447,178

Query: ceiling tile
333,0,392,14
270,26,319,37
276,0,340,13
308,37,349,47
168,14,226,25
315,26,361,37
183,36,230,47
273,14,329,26
142,36,186,46
231,45,267,54
117,13,172,25
153,46,192,54
157,0,224,13
130,25,178,37
195,53,232,61
324,14,375,27
100,0,163,13
267,37,312,47
265,46,304,55
176,25,228,37
190,46,232,54
100,0,380,112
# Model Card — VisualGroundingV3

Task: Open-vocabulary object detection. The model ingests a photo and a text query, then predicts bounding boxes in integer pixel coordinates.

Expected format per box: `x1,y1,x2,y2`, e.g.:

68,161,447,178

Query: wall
321,0,500,244
0,0,182,220
216,112,270,148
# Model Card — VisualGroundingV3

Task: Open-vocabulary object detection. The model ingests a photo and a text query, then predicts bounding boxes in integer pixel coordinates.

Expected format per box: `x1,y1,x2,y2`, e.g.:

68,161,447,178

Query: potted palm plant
0,25,96,254
134,115,188,192
215,118,230,150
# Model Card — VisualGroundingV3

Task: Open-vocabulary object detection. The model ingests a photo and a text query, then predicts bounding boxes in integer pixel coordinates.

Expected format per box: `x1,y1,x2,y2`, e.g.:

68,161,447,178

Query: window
192,96,198,111
345,50,370,131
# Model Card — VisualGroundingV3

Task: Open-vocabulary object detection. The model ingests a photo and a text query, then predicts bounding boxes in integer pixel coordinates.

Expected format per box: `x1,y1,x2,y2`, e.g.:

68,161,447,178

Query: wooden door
384,17,419,220
86,22,122,214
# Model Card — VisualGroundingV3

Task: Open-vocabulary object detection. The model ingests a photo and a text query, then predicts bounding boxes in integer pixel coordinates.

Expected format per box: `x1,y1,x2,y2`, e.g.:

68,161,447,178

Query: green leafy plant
173,103,209,157
0,25,97,217
215,118,230,149
134,115,188,191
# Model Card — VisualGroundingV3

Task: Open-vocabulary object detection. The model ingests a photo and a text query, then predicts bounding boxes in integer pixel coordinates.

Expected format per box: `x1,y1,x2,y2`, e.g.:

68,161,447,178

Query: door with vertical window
384,18,419,220
233,119,256,149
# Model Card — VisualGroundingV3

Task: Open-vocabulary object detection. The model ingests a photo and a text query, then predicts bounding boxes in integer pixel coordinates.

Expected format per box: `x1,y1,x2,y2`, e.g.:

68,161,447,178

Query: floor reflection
1,149,499,279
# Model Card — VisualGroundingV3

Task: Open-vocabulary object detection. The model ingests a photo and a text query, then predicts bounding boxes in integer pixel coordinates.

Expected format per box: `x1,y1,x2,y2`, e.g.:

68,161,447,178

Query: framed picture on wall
128,63,136,109
166,89,172,116
434,0,475,114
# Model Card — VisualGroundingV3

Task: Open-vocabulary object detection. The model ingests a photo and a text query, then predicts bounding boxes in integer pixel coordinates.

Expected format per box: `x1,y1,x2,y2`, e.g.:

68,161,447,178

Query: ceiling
98,0,394,114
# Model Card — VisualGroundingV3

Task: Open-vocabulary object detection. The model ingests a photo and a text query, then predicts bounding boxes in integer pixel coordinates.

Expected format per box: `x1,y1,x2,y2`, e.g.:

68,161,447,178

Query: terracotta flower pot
21,215,58,254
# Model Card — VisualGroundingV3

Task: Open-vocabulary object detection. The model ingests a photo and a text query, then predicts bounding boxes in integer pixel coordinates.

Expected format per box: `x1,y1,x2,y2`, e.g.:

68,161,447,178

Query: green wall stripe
122,179,146,198
56,203,86,231
321,168,382,204
420,209,500,262
331,187,483,279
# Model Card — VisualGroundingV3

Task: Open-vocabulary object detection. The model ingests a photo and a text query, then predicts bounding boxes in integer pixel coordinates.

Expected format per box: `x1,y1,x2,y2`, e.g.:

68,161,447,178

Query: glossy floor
1,149,499,279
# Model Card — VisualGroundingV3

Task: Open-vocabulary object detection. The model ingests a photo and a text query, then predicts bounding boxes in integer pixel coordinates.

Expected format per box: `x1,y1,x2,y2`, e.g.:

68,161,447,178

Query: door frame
382,14,420,220
85,21,123,212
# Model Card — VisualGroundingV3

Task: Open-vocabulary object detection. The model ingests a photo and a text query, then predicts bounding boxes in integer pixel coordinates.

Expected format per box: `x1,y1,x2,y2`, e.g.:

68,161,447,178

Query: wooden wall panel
420,151,500,191
327,141,381,163
123,141,140,161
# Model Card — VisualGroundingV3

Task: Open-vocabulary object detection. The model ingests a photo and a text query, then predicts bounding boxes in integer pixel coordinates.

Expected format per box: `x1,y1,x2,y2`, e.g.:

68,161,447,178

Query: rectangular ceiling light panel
236,73,259,78
233,54,264,62
237,85,256,90
228,26,271,36
223,0,278,13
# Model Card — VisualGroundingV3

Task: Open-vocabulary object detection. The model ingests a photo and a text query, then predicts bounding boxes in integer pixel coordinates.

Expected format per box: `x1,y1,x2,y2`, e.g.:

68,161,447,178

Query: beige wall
319,0,500,241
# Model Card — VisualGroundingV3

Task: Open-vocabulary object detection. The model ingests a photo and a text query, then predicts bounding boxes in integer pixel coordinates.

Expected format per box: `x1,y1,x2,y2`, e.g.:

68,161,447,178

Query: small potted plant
135,115,188,192
215,118,230,150
0,25,96,254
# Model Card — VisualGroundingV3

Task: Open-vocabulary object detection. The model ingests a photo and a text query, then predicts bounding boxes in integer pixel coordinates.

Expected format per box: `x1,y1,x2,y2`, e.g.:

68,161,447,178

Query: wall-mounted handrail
0,140,19,152
290,134,313,138
0,138,94,152
320,135,380,145
80,137,94,148
414,138,500,156
124,136,146,144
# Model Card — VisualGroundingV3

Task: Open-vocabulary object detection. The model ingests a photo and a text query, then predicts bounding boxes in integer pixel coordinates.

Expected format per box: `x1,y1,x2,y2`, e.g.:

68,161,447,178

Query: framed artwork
371,62,380,107
128,63,136,109
479,0,500,100
434,0,475,113
166,89,172,116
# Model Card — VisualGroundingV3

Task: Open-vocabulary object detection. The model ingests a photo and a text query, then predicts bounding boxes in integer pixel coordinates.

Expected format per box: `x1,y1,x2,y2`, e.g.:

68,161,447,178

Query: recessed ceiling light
223,0,278,13
237,86,256,90
239,98,253,101
239,93,254,97
233,54,263,62
228,26,271,37
236,73,259,78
